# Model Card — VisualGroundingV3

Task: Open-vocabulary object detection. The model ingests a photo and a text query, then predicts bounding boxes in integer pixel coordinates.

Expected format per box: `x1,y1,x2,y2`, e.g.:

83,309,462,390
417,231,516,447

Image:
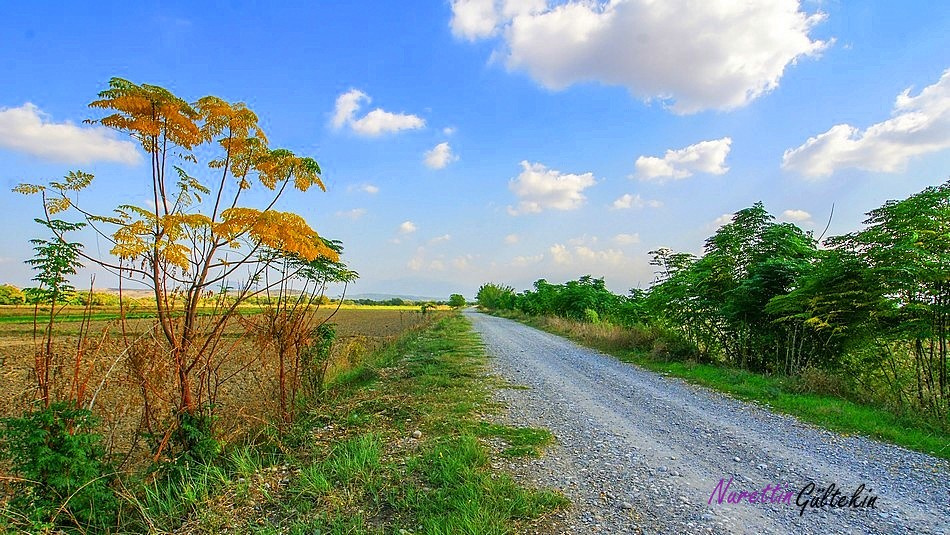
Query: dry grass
0,307,440,470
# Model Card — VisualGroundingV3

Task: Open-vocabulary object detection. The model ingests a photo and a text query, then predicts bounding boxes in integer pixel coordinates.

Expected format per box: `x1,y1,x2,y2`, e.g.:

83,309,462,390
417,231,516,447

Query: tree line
479,180,950,422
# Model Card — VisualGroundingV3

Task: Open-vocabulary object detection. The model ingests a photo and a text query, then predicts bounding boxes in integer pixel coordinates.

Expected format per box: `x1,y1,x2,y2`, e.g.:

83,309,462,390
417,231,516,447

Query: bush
583,308,600,324
792,367,852,398
0,402,117,530
302,323,337,397
648,328,698,362
174,408,221,466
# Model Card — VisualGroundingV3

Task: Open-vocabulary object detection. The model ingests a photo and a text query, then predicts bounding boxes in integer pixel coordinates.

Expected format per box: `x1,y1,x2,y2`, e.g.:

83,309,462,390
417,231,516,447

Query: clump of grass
474,422,554,457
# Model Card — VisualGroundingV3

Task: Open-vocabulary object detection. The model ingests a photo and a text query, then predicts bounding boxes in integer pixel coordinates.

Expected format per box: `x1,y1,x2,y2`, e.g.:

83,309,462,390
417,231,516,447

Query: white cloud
782,209,812,222
511,253,543,266
443,126,457,136
636,137,732,180
710,213,734,229
331,90,366,129
336,208,366,220
611,193,663,210
408,246,451,272
429,234,452,244
452,1,829,113
549,243,572,264
424,142,459,169
613,233,640,245
504,233,519,244
360,184,379,194
507,160,596,215
568,234,598,246
453,255,475,270
782,69,950,178
331,89,425,136
0,103,141,164
450,0,546,40
450,0,500,40
550,242,626,266
399,220,417,234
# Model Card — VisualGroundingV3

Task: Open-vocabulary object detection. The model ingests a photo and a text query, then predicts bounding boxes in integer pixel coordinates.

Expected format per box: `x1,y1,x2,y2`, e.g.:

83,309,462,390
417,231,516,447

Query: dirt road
467,311,950,534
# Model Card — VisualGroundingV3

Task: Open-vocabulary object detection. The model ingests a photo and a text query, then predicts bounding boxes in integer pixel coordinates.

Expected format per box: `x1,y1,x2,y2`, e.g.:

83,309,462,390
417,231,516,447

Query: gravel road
466,311,950,534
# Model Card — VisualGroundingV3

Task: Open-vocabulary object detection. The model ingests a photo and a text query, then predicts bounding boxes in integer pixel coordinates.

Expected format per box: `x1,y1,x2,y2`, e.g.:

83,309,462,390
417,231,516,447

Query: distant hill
347,293,445,303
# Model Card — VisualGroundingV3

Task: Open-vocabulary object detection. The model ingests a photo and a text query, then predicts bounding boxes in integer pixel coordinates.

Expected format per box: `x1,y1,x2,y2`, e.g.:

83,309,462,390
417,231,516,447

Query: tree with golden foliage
16,79,343,442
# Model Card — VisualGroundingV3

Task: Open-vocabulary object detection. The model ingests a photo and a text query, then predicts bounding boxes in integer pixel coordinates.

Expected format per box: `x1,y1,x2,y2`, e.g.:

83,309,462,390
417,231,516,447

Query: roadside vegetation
477,180,950,460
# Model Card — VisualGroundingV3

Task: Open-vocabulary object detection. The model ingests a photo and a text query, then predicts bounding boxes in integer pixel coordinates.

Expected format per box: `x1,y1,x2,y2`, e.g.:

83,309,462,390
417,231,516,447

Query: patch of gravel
467,312,950,534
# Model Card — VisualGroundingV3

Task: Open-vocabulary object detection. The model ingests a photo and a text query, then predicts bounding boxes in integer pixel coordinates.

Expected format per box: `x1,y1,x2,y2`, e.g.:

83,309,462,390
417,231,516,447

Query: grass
118,313,566,533
0,303,445,325
494,310,950,461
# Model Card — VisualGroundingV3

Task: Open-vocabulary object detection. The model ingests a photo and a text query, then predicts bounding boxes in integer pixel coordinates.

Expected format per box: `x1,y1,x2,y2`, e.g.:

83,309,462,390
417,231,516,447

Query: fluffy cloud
550,242,626,266
452,1,829,113
424,142,458,169
613,233,640,245
508,160,596,215
636,137,732,180
336,208,367,219
611,193,662,209
450,0,546,40
710,213,734,229
429,234,452,244
504,233,519,244
782,209,812,222
331,89,425,136
782,69,950,178
408,246,455,272
0,103,140,164
360,184,379,194
399,220,418,234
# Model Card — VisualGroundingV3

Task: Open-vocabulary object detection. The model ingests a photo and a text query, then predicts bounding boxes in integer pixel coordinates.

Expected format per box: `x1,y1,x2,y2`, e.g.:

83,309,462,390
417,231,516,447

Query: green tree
448,293,466,308
0,284,25,305
476,283,516,310
23,219,86,406
828,180,950,415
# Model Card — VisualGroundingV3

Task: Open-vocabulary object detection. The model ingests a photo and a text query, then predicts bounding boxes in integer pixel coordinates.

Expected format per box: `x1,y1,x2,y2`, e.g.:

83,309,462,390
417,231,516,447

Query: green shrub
302,322,337,396
583,308,600,324
174,409,221,466
0,402,117,530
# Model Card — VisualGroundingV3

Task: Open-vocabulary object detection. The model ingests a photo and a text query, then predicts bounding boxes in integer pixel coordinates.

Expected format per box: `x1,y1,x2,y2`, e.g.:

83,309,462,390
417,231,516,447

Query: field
0,306,440,470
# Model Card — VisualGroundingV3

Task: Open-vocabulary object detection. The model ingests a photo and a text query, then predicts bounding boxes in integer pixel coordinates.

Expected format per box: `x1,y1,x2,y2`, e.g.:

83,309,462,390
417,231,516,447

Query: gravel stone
468,311,950,534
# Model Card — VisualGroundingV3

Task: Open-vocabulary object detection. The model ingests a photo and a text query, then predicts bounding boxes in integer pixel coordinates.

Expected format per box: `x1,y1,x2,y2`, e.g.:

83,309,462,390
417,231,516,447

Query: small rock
701,513,715,521
679,496,689,504
756,463,767,470
411,430,423,439
733,457,742,462
620,501,634,510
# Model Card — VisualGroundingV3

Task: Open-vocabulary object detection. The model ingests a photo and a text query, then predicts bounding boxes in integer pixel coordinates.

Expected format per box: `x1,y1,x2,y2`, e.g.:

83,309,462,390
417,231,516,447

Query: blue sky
1,1,948,299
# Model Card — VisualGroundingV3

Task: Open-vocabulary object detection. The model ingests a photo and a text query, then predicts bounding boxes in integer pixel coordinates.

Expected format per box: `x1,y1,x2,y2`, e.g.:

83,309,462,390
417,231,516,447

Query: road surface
467,311,950,534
